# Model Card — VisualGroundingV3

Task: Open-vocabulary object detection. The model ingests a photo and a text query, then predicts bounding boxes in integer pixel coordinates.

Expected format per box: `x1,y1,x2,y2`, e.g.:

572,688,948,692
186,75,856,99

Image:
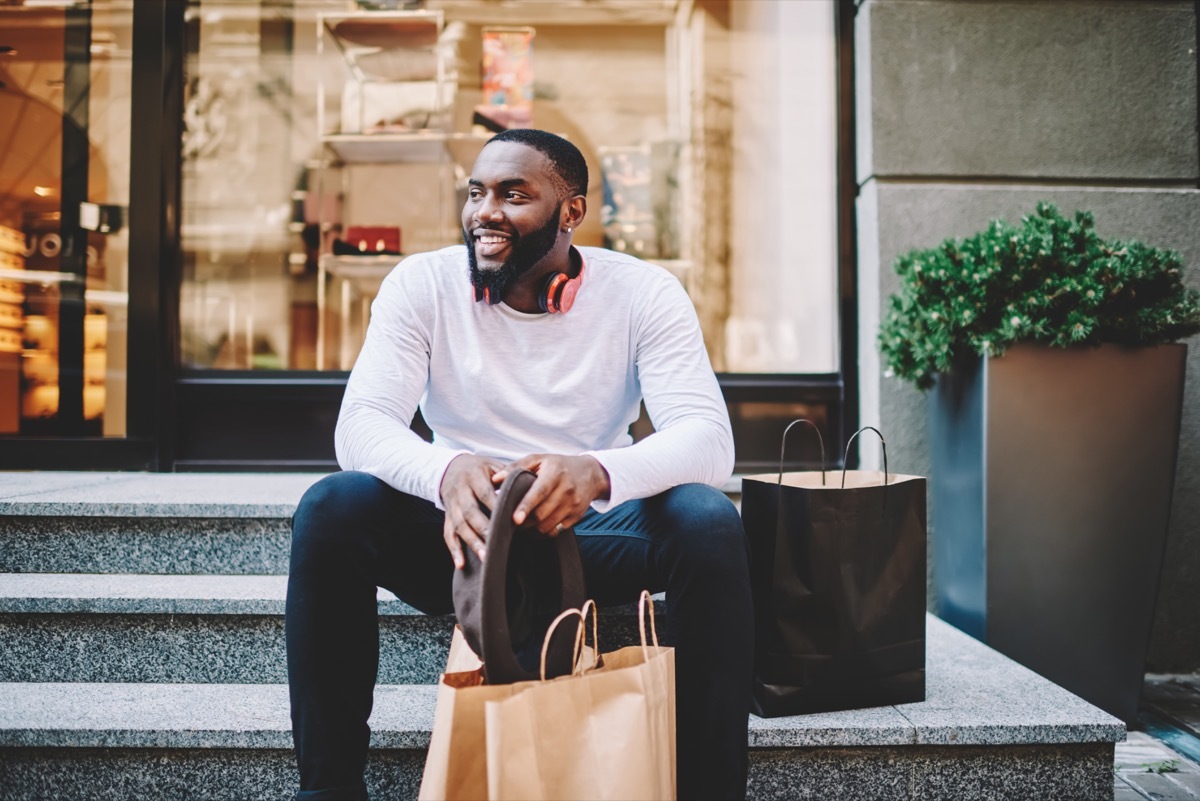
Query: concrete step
0,573,662,684
0,618,1124,801
0,473,319,575
0,472,740,575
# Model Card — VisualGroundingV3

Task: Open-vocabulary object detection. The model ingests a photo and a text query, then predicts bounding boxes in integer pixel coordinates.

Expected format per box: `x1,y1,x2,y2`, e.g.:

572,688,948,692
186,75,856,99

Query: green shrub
878,202,1200,389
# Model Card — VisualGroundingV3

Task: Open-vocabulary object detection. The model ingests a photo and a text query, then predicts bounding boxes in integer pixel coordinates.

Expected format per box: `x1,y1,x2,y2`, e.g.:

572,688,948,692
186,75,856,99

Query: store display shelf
0,269,80,286
322,253,403,276
321,254,404,299
430,0,681,27
321,131,490,164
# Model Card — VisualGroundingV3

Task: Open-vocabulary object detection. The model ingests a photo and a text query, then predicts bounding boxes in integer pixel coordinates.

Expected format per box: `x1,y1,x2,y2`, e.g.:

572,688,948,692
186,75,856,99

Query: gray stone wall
855,0,1200,671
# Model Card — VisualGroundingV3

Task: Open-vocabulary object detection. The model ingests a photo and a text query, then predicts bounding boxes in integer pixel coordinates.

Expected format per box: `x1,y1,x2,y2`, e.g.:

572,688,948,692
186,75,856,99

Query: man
286,129,753,801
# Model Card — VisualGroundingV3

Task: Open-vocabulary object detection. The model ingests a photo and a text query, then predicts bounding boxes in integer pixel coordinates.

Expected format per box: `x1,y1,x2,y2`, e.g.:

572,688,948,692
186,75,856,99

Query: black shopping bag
742,422,927,716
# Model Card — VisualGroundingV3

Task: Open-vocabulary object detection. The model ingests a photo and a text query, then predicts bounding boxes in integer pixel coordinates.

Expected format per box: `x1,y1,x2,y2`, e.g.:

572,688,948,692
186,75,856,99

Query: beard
465,204,562,303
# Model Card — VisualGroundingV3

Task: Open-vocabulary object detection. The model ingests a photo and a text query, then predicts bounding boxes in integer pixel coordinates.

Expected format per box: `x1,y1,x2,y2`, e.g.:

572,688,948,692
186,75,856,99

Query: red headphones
538,260,585,313
474,251,586,314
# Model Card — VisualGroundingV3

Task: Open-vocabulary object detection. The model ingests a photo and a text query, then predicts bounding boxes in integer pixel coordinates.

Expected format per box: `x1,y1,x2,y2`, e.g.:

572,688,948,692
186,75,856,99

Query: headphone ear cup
558,276,581,313
541,273,567,313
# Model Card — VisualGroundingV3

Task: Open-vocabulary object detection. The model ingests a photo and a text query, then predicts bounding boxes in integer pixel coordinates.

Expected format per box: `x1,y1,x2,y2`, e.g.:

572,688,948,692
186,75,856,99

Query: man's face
462,141,564,300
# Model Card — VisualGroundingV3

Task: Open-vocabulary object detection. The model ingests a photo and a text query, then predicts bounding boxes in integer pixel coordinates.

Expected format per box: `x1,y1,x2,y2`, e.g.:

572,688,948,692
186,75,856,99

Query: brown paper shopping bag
418,626,521,801
418,623,604,801
484,592,676,801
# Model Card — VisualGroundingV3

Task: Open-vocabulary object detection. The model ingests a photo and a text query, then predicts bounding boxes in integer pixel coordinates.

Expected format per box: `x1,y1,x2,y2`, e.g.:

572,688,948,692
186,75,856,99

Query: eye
467,188,483,200
505,191,527,201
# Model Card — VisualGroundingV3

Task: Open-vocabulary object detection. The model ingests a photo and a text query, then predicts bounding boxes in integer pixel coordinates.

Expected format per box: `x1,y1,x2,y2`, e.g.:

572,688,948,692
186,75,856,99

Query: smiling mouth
474,231,512,260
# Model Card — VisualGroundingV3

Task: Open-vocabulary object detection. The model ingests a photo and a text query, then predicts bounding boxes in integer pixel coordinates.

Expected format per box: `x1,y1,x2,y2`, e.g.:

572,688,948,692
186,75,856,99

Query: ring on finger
554,523,566,535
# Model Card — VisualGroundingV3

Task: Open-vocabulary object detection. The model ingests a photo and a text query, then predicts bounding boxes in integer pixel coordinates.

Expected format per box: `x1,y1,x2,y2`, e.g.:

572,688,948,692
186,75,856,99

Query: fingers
501,454,598,534
443,499,488,568
512,463,552,528
517,474,579,534
440,455,508,569
493,454,539,485
471,464,502,512
442,517,465,570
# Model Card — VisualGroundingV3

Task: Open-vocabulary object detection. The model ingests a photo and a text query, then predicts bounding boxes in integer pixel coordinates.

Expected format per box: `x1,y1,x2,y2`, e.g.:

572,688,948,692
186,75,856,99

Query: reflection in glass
0,1,131,437
179,0,839,375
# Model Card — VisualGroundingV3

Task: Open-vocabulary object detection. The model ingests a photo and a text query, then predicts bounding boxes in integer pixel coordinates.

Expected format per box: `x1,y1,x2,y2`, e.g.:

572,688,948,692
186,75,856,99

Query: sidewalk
1117,674,1200,800
1115,731,1200,800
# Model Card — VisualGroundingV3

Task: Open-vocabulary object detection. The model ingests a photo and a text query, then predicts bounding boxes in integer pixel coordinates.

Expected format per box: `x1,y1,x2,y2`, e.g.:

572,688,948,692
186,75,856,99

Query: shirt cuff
582,449,624,513
427,447,472,511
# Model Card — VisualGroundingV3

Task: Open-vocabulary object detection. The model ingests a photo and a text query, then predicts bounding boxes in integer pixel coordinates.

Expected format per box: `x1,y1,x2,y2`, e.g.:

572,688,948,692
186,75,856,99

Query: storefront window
0,0,132,438
178,0,839,375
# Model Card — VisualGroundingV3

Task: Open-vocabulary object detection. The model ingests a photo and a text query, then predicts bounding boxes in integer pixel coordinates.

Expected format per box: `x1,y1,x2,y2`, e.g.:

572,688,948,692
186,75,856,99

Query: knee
292,471,392,550
657,484,748,573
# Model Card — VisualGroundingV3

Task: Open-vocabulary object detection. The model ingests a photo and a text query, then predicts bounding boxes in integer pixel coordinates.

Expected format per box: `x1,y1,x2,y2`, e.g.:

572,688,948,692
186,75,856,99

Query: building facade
1,0,1197,670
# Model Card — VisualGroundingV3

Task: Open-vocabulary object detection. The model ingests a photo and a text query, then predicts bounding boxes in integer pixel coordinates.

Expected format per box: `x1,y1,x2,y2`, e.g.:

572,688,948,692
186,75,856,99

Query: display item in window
475,26,535,131
332,225,403,257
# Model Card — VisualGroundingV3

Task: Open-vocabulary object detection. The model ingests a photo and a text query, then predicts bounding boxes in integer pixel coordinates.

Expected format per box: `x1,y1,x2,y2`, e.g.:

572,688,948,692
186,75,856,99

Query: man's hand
439,454,505,569
495,454,611,536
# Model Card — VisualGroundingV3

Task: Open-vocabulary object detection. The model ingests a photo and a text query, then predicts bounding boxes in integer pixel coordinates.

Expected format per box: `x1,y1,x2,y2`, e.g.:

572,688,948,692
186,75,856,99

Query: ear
562,195,587,231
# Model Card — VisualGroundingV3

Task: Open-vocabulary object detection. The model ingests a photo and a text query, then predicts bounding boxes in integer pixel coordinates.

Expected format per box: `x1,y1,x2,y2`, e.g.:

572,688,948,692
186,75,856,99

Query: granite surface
1,614,1125,747
0,516,292,575
906,743,1114,801
0,613,455,684
748,747,911,800
748,705,915,748
0,683,435,750
0,747,425,801
0,607,1125,743
0,574,416,615
899,617,1126,746
0,473,326,518
0,742,1116,801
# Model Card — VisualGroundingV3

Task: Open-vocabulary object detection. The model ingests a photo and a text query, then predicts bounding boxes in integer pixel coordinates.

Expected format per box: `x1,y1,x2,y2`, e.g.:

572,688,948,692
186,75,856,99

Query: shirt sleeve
583,275,734,510
334,263,467,508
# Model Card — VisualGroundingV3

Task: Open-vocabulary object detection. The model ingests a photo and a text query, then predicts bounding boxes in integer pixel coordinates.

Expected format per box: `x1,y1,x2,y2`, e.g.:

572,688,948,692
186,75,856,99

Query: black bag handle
842,426,889,489
778,418,826,486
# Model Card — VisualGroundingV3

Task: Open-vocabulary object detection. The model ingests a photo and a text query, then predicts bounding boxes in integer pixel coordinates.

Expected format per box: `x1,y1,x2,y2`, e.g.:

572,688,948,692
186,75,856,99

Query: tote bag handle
778,418,827,486
841,426,889,488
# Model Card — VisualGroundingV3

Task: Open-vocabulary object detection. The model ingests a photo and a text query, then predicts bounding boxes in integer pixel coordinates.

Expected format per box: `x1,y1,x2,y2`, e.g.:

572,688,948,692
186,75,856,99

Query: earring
566,226,573,233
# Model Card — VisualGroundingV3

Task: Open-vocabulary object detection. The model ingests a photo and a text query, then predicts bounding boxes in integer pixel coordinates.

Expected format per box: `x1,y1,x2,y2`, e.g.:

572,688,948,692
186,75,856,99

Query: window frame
0,0,860,473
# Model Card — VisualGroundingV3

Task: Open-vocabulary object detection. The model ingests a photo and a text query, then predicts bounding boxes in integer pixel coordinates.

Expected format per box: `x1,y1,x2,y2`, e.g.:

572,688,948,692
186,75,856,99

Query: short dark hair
487,128,588,199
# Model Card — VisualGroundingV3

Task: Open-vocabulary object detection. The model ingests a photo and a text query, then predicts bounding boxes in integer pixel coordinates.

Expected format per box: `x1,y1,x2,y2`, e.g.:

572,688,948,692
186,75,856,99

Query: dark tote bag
742,421,927,717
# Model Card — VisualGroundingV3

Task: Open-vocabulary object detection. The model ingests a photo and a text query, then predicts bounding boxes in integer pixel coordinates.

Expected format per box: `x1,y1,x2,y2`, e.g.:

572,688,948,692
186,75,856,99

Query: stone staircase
0,472,1125,800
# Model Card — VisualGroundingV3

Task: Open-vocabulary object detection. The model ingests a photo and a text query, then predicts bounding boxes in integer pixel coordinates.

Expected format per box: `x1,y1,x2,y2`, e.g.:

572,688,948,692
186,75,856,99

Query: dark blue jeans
286,470,753,801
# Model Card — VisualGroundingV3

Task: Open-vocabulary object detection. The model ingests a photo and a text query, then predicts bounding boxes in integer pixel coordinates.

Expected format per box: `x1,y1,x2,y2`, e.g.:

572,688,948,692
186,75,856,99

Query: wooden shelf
429,0,683,27
321,131,492,164
321,254,404,298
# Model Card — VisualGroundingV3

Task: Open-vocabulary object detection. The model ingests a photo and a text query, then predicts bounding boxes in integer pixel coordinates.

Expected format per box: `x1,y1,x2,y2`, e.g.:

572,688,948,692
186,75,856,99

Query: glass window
0,0,132,438
178,0,839,375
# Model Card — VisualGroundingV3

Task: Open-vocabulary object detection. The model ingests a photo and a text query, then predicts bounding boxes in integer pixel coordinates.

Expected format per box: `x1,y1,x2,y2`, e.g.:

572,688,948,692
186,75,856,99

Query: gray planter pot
930,342,1187,724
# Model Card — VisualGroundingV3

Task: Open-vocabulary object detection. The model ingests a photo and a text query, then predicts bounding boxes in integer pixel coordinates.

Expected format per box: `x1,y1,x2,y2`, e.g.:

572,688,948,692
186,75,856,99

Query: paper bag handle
577,598,600,674
538,600,601,681
778,418,827,486
637,590,660,661
540,607,584,682
842,426,889,488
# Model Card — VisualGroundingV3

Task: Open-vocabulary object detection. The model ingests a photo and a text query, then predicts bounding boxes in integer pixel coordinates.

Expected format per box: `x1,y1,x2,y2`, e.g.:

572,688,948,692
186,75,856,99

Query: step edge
0,682,1126,750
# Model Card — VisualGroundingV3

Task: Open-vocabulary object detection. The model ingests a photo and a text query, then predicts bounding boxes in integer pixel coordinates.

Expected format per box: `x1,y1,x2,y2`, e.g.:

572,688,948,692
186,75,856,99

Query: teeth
478,235,508,244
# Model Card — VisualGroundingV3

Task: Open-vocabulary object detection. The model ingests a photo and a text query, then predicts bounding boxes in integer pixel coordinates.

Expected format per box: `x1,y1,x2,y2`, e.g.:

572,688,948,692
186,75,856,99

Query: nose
475,192,504,225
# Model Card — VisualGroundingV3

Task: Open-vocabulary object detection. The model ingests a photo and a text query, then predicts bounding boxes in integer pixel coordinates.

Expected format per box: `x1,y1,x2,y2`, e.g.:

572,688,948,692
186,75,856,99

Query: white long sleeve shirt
335,245,734,511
